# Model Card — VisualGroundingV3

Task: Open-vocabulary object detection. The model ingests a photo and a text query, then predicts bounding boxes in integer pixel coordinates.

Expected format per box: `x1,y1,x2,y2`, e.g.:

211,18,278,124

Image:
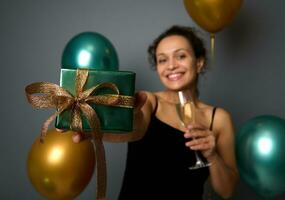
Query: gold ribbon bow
25,69,134,200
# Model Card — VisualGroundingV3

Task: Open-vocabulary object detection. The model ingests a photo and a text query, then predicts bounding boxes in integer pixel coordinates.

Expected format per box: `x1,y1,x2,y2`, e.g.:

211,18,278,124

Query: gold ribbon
25,69,134,200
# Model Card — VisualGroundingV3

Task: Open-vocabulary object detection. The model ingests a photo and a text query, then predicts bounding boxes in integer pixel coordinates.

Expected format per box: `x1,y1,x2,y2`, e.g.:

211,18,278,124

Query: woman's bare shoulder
215,107,232,121
139,90,157,112
213,107,234,134
199,102,231,118
197,102,233,131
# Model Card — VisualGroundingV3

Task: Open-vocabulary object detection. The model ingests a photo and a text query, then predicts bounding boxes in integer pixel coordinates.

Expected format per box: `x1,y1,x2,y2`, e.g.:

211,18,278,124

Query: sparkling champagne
176,101,195,127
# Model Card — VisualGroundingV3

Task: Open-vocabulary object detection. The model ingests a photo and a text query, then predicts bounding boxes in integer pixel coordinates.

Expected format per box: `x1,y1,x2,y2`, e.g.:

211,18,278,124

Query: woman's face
155,35,204,91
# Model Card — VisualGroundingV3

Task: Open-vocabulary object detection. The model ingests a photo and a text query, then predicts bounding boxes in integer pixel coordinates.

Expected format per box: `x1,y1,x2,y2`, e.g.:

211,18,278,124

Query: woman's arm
185,108,239,199
103,91,156,142
207,108,238,198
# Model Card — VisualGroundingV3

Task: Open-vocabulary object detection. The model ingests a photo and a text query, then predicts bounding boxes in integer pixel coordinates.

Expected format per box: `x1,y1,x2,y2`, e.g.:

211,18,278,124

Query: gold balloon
27,129,95,200
183,0,243,33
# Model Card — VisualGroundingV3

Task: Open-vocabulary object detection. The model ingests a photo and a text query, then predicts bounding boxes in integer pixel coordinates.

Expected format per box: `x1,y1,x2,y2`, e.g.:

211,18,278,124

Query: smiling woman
155,35,204,92
114,25,239,200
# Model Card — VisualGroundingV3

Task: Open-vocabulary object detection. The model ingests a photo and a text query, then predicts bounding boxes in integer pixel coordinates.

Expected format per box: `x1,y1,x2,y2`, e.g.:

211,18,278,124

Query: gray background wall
1,0,285,199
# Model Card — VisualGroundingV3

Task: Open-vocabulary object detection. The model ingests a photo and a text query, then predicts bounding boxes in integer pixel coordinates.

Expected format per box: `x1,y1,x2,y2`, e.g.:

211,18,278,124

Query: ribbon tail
79,102,106,199
40,110,62,142
70,106,83,132
93,139,107,200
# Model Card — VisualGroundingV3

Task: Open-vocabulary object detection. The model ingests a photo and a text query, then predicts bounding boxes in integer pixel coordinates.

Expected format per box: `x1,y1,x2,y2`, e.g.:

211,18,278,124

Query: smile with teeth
167,72,184,81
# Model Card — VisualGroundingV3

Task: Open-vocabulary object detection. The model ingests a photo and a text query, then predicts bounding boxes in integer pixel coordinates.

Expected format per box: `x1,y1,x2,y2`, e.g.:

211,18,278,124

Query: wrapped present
54,31,136,133
55,68,135,132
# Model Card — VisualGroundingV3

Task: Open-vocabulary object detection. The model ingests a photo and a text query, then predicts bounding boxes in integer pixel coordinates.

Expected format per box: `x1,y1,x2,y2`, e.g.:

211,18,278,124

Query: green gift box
54,31,136,133
55,69,135,132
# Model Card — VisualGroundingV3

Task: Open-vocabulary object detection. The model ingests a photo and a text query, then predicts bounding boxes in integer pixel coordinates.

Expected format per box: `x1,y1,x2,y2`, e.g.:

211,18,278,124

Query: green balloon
61,32,119,70
235,115,285,199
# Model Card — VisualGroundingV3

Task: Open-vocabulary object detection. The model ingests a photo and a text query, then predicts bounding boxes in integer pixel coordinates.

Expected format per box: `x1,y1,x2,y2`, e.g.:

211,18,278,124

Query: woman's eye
177,54,186,60
158,58,167,64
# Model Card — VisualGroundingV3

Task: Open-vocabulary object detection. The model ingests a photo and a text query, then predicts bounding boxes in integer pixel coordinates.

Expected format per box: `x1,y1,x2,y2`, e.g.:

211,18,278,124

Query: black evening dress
119,105,217,200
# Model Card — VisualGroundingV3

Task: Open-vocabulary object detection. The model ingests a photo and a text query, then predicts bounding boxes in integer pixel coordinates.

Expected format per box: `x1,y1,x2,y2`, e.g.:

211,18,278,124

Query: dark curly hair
147,25,207,72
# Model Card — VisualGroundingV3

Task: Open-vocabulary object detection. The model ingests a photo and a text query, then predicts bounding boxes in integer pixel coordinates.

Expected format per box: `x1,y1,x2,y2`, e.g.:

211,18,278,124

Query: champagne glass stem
194,151,202,164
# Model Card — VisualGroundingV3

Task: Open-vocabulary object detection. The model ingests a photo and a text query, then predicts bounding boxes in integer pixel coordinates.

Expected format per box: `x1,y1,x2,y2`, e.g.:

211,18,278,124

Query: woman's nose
168,59,178,70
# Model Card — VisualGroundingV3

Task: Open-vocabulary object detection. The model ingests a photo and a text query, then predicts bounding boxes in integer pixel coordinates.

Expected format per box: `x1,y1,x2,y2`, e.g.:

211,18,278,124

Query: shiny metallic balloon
62,32,119,70
235,115,285,198
183,0,243,33
27,129,95,200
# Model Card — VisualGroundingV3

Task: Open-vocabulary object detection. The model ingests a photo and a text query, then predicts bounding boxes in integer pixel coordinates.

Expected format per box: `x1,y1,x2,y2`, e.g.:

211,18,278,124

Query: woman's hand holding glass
184,124,217,161
177,90,212,169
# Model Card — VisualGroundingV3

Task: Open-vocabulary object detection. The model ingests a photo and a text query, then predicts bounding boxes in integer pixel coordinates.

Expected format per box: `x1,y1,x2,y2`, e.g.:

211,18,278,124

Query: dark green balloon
61,32,119,70
235,115,285,199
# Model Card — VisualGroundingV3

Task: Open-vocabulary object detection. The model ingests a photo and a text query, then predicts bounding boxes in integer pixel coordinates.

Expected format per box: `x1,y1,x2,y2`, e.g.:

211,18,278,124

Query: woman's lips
167,72,183,81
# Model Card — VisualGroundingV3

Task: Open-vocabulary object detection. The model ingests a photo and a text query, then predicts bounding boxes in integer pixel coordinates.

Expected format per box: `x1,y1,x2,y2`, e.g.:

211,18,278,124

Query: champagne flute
176,90,211,170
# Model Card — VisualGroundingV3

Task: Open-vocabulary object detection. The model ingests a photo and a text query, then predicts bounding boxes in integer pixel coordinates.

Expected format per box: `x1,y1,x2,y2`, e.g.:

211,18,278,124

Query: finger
187,123,207,131
72,132,93,143
56,128,66,133
186,137,208,146
72,132,82,143
186,136,215,150
188,143,212,151
184,130,209,138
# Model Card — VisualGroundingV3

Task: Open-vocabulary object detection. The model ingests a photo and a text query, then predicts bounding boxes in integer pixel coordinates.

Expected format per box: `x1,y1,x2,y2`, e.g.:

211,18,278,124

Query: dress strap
152,94,159,115
209,107,217,131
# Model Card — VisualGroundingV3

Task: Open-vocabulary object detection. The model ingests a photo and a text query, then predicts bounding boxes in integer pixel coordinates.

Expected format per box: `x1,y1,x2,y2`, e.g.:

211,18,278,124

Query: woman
118,25,238,200
74,25,238,200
